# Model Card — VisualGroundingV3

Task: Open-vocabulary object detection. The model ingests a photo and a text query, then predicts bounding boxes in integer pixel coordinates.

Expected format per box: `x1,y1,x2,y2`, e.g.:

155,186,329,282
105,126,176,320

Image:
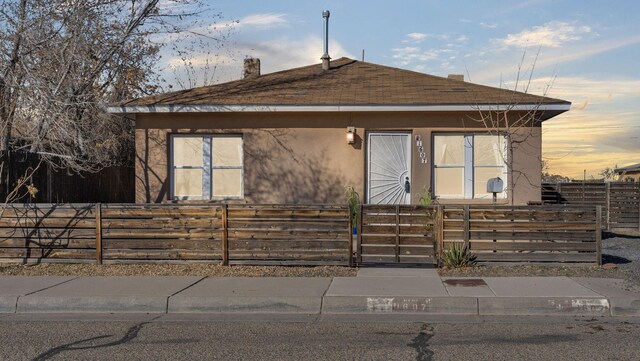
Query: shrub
345,186,359,225
440,242,477,268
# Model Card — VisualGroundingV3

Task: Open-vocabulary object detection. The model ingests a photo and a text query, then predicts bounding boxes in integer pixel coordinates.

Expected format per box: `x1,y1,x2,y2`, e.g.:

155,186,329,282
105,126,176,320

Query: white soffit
107,103,571,114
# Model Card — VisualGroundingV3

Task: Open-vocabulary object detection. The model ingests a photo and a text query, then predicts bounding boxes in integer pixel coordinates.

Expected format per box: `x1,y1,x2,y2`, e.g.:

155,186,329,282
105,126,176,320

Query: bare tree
0,0,232,202
599,165,619,181
467,49,557,205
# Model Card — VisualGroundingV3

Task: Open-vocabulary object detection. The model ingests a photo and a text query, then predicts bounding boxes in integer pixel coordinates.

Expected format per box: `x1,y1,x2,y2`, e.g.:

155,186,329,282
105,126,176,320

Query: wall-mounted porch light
346,126,356,144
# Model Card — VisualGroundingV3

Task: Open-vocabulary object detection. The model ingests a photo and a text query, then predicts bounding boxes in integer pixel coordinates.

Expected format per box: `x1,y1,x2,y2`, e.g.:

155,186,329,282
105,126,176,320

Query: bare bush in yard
467,48,558,205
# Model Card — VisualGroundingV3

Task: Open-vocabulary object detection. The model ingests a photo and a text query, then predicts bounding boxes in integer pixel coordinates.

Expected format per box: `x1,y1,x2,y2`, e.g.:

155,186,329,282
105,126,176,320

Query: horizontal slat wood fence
101,204,223,262
0,204,352,266
357,205,440,265
0,204,96,261
226,205,352,266
543,182,640,231
0,203,601,265
443,205,601,264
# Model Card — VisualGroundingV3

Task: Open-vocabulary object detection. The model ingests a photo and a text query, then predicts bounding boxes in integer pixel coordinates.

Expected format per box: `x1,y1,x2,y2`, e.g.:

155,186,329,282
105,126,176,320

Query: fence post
557,183,562,204
395,205,400,263
436,205,444,265
95,203,102,264
221,204,229,266
463,205,470,250
637,182,640,232
595,205,602,266
348,204,354,267
356,205,363,265
606,181,611,230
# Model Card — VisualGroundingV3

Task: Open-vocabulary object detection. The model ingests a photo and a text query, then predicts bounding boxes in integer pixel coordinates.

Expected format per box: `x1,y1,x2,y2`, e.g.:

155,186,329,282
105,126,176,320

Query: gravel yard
0,264,357,277
441,232,640,291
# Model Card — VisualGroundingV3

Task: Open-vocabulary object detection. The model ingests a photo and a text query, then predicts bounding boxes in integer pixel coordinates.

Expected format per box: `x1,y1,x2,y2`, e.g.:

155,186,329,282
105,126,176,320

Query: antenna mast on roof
321,10,331,70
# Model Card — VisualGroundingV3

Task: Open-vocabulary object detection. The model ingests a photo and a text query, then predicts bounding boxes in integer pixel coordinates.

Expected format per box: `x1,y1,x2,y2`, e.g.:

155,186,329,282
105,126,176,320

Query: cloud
407,32,431,41
236,13,288,29
404,32,450,44
236,36,354,72
479,22,498,29
393,32,468,70
164,35,354,84
520,76,640,105
540,75,640,178
470,34,640,84
207,13,288,33
391,47,441,66
499,21,591,48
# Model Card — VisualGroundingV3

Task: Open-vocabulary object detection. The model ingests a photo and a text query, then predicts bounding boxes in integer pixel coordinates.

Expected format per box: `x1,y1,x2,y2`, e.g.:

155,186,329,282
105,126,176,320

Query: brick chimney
448,74,464,81
243,58,260,79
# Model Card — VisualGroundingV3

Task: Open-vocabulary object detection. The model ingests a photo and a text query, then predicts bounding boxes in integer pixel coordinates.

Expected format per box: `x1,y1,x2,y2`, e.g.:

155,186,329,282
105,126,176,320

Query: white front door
367,132,412,204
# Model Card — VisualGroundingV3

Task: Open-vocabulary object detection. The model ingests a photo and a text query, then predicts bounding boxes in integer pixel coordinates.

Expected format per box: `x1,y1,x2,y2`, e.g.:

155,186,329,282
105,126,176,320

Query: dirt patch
0,263,358,277
438,265,630,279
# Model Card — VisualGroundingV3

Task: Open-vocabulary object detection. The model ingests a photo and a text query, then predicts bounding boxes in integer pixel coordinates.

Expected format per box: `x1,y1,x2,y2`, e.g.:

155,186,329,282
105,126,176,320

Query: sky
159,0,640,179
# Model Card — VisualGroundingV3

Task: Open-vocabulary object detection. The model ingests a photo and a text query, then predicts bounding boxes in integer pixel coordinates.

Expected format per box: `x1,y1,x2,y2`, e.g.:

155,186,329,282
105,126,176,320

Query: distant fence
0,203,601,265
0,150,134,203
443,205,601,264
543,182,640,231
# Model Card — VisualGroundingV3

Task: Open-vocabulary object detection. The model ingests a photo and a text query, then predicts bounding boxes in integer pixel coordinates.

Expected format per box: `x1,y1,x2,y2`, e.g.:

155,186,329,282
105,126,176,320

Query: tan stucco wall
135,112,543,205
618,172,640,182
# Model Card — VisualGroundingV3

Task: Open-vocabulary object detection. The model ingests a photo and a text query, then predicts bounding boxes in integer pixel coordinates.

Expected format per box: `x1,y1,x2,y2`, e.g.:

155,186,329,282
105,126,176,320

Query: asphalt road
1,315,639,360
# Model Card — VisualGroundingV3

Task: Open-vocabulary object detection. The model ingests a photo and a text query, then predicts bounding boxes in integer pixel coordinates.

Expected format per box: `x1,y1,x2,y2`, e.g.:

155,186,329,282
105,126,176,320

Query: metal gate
367,132,412,204
356,205,441,265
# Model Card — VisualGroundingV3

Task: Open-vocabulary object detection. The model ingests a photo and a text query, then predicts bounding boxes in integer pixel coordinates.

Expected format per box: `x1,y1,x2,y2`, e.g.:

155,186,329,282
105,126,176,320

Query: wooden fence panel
0,204,96,262
101,204,222,262
443,205,600,264
226,205,351,265
358,205,438,265
608,183,640,230
543,182,640,231
0,151,134,203
0,202,603,266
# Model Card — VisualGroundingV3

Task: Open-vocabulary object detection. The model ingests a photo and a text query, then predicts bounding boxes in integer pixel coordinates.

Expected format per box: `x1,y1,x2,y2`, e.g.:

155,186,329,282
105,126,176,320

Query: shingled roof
112,57,570,114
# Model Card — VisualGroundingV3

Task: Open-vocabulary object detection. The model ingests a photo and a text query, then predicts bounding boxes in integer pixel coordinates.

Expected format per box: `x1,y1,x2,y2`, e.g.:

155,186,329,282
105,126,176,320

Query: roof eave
108,103,571,119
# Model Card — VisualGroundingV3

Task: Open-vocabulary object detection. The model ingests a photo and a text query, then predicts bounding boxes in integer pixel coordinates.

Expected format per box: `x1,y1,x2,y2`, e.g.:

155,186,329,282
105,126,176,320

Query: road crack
408,323,435,361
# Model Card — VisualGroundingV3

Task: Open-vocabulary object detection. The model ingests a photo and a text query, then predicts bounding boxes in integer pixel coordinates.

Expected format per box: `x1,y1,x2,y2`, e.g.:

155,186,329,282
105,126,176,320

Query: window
433,134,507,199
171,135,243,200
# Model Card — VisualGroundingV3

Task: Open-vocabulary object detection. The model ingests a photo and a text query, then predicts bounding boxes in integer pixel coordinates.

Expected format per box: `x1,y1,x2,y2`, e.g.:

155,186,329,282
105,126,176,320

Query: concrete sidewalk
1,269,638,317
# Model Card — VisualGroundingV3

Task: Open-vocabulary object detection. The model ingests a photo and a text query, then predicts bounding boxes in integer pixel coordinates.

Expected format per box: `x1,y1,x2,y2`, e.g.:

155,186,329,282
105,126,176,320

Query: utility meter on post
486,177,504,205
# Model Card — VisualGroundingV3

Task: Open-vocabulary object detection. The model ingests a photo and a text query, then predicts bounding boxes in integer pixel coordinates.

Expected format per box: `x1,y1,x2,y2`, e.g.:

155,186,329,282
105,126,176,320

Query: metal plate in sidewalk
443,279,487,287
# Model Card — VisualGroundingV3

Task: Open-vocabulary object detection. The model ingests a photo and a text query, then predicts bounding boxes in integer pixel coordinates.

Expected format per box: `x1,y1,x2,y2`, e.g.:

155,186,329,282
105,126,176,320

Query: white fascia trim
107,103,571,114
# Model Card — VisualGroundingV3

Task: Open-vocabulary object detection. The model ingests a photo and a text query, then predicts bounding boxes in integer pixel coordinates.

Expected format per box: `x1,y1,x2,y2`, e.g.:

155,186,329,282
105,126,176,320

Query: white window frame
432,133,508,200
170,134,244,201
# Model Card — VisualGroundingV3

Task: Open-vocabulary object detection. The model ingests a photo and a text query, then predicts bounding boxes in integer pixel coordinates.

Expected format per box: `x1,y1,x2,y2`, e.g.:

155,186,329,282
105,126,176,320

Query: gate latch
404,177,410,193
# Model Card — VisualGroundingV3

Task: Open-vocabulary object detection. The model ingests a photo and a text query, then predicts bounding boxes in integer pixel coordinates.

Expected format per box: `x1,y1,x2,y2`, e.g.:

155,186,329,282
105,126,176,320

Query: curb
477,297,610,316
2,294,639,317
16,295,169,314
168,296,323,314
321,296,477,315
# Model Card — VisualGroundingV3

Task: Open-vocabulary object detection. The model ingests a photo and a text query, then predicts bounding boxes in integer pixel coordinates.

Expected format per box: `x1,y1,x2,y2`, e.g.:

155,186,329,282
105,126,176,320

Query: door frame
366,131,412,205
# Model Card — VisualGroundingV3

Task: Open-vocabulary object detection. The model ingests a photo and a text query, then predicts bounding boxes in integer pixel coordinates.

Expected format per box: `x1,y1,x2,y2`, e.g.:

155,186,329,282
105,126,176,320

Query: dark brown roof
119,57,569,107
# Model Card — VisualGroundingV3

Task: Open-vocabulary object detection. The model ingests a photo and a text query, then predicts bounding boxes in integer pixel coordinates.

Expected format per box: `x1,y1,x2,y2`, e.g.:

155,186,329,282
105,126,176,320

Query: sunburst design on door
367,133,411,204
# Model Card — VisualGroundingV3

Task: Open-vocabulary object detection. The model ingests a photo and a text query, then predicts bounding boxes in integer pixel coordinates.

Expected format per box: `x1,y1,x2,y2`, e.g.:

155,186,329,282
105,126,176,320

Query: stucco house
615,163,640,182
108,57,570,205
